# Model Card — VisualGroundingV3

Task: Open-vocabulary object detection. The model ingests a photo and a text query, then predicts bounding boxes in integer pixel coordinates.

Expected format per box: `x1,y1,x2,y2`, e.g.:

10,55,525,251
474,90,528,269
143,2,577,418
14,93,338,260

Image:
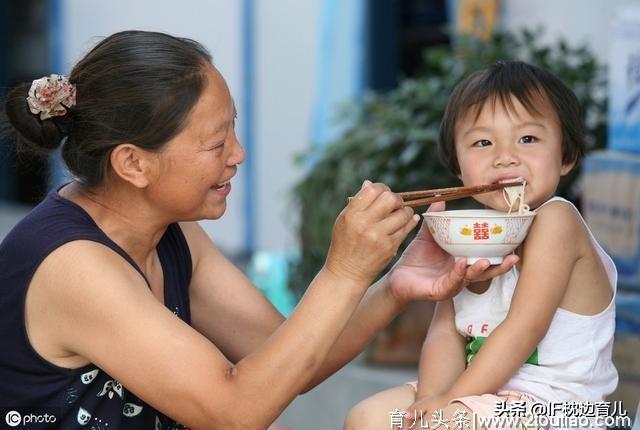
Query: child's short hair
438,61,585,175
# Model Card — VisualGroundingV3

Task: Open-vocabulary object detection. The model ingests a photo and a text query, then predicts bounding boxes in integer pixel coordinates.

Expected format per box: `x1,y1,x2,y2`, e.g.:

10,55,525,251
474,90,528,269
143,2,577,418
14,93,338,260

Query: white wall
61,0,321,255
254,0,321,251
502,0,639,62
62,0,245,254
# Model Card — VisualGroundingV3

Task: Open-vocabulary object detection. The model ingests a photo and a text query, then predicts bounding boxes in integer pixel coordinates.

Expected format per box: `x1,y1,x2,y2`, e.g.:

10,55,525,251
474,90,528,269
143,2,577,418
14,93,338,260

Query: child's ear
560,161,576,176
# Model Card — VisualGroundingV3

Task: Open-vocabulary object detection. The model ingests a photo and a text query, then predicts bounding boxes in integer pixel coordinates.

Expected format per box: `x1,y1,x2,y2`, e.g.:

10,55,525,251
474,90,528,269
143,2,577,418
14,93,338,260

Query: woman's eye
519,135,537,144
209,142,225,151
472,139,491,147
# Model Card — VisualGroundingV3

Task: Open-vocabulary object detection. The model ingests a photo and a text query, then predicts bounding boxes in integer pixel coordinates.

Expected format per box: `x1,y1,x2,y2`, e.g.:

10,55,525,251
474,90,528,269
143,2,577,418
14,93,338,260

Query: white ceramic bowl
422,209,536,264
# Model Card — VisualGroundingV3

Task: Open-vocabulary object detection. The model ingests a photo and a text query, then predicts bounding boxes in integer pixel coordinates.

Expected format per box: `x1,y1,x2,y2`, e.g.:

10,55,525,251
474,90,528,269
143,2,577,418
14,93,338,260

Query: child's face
454,93,574,211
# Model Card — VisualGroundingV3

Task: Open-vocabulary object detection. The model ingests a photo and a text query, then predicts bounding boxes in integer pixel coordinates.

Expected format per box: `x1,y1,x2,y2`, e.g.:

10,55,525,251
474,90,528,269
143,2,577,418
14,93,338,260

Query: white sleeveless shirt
452,197,618,402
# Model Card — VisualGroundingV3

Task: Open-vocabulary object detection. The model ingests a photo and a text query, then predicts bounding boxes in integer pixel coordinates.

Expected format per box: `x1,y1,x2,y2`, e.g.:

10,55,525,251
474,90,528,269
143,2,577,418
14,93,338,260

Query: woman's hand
389,202,519,303
325,181,420,285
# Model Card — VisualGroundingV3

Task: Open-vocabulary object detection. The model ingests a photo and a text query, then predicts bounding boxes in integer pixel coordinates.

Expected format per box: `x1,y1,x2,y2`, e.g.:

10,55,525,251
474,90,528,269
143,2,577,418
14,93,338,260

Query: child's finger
403,402,426,429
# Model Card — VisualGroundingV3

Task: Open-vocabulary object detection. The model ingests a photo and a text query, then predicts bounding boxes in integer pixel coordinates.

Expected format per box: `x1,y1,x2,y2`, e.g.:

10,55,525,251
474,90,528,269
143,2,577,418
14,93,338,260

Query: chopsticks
399,181,524,208
348,180,525,208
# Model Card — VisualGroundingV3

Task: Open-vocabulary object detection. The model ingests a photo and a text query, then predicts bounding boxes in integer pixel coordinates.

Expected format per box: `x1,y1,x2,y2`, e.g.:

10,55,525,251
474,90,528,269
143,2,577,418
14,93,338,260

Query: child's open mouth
496,176,525,185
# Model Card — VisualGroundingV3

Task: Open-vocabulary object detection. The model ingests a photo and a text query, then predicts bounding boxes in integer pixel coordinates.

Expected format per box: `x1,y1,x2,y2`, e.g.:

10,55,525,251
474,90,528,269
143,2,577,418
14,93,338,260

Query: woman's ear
109,144,156,188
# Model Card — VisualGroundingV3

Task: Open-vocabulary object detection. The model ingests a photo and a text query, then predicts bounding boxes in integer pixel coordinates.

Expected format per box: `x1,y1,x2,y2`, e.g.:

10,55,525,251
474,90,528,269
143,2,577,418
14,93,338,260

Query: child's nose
494,152,519,167
493,148,519,167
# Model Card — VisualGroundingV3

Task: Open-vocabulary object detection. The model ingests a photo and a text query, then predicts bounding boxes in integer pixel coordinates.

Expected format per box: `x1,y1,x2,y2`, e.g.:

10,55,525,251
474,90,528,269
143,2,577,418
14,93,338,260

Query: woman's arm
183,221,286,364
405,201,583,414
183,201,519,392
416,300,466,399
304,206,519,391
28,181,417,429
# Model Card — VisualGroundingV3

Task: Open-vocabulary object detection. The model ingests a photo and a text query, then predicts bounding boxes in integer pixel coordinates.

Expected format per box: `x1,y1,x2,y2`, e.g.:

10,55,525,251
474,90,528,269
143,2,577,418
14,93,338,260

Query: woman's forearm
300,273,411,392
225,267,372,427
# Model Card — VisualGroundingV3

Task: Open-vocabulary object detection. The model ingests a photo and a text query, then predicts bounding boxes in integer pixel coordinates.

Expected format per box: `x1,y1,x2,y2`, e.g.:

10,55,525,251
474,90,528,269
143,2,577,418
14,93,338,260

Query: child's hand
389,202,519,303
404,394,453,429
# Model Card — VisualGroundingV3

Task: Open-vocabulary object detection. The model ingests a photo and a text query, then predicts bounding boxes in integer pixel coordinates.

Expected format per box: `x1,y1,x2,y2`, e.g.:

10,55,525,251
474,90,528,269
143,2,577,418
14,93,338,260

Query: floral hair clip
26,74,77,120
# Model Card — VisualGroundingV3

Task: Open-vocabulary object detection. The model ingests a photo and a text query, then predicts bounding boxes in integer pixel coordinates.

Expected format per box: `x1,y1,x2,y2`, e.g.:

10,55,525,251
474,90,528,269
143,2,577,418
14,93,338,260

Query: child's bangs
463,73,548,124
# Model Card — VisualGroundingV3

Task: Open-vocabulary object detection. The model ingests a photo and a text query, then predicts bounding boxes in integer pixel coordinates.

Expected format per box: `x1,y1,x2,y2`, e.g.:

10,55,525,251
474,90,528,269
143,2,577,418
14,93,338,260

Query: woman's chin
205,202,227,220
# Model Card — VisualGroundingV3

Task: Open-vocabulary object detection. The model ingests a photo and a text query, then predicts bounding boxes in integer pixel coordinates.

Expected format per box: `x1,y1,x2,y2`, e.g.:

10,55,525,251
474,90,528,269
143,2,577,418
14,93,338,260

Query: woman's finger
472,254,519,281
414,202,446,241
379,206,416,234
389,211,420,243
463,259,492,280
348,181,389,211
428,258,469,301
366,189,404,221
427,201,446,213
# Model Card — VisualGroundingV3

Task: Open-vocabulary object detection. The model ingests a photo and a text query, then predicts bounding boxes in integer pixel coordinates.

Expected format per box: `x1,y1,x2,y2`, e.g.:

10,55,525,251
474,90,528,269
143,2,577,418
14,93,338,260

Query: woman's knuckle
371,183,385,194
382,191,399,205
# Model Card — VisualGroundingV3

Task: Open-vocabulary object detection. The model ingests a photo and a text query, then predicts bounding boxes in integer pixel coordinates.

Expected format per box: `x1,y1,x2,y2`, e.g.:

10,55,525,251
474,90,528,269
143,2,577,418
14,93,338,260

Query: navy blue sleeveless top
0,186,192,429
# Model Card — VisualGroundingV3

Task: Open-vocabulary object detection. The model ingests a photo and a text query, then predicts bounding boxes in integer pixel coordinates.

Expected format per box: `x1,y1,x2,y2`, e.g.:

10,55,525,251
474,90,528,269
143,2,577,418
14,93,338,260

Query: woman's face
150,66,245,221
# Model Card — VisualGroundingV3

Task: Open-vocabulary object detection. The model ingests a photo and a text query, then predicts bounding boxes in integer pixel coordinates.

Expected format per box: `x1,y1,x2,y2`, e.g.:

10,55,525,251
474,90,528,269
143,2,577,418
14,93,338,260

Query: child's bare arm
444,201,582,397
417,299,466,398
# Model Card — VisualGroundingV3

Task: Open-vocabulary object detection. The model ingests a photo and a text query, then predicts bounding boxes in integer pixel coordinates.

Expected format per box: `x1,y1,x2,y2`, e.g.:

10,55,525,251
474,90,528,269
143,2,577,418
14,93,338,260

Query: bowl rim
421,209,536,219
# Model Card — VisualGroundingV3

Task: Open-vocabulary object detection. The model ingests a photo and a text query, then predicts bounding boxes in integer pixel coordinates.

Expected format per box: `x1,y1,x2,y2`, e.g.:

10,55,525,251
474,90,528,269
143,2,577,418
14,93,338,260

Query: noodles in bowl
422,178,536,264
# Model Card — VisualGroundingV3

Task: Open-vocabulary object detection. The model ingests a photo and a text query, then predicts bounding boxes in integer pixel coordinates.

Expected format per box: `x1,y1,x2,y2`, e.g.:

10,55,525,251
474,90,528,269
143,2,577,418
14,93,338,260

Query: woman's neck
58,181,169,271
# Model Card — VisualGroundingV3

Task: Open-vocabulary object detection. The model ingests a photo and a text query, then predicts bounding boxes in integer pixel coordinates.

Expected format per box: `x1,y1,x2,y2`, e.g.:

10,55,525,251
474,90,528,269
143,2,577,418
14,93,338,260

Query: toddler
344,61,617,430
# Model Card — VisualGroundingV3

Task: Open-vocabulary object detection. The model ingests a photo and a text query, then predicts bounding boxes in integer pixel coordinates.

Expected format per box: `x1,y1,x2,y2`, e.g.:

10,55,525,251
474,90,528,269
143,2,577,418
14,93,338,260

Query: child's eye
519,135,537,144
472,139,492,147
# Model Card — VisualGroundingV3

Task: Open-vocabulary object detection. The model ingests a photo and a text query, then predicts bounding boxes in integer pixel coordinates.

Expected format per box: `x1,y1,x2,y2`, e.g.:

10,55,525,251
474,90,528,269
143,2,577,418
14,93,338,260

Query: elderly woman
0,31,515,429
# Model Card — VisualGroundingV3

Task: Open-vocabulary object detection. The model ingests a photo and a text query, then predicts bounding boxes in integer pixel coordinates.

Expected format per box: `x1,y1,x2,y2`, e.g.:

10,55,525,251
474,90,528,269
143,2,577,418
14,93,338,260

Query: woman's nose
228,139,246,166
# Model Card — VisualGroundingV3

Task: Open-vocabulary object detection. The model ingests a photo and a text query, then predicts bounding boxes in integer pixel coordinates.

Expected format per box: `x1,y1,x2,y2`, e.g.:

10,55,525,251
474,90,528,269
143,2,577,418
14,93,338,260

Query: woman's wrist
319,264,371,295
377,272,410,312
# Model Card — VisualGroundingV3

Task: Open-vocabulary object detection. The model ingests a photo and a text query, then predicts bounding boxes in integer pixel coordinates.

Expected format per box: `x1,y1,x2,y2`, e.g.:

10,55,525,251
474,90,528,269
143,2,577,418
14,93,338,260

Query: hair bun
3,82,64,153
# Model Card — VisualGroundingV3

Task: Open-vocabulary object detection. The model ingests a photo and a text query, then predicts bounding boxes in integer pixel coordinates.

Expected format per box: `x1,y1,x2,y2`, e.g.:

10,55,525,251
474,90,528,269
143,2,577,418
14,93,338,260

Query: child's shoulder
531,198,583,232
523,198,589,255
525,200,615,315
